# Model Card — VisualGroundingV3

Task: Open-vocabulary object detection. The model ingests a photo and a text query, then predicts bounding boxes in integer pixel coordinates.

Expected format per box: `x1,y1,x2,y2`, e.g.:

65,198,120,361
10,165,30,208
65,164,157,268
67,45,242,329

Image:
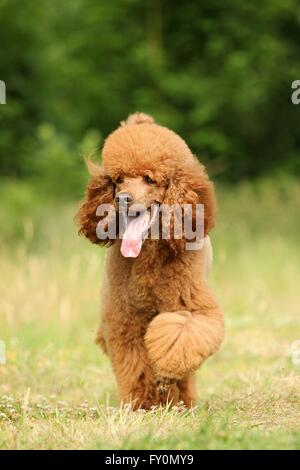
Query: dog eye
116,176,123,185
144,175,156,185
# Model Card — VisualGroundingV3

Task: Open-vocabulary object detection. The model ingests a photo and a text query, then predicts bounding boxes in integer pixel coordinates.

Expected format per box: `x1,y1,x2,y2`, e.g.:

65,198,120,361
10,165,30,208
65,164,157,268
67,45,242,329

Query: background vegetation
1,0,300,186
0,0,300,450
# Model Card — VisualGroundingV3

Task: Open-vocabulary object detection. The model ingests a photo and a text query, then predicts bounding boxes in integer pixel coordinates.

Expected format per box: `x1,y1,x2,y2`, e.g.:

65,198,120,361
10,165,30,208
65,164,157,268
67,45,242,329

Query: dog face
76,113,216,255
112,175,167,257
114,175,166,209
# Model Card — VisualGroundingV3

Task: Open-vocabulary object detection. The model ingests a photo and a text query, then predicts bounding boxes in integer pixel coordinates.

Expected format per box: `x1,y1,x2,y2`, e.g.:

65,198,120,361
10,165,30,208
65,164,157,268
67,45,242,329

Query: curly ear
163,157,216,253
75,164,115,245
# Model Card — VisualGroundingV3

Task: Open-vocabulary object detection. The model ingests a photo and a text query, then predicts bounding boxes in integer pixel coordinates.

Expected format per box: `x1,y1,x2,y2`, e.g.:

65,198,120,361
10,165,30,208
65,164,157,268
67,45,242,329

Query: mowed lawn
0,179,299,450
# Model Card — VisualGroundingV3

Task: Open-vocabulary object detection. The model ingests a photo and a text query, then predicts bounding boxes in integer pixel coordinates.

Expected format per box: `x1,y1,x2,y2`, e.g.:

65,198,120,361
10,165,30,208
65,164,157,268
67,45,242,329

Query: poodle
76,112,224,409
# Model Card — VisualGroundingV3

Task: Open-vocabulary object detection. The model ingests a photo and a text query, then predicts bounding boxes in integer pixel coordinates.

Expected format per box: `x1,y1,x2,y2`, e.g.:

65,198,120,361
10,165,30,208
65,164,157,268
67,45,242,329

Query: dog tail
121,112,155,126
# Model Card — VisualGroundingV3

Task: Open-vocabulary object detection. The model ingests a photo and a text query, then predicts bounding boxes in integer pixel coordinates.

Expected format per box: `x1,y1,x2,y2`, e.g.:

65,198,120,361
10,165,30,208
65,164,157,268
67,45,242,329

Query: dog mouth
120,204,159,258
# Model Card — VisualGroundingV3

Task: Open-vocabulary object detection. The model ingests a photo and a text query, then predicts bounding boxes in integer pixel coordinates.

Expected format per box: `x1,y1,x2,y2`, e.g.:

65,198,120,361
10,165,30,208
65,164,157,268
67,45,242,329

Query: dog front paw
145,310,205,379
156,376,177,396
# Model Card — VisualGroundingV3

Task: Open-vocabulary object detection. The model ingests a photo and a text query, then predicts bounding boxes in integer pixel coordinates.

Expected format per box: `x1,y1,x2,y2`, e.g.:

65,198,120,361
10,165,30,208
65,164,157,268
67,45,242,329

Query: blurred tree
0,0,300,184
0,0,45,175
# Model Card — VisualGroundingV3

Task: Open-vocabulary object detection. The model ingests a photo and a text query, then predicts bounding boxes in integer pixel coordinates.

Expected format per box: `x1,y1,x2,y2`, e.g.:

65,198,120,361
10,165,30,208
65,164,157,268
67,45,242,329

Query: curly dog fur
76,113,224,409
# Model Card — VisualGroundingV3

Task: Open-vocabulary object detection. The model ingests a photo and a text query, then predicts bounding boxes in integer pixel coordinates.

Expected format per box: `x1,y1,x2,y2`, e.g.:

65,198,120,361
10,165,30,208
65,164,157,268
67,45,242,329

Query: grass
0,177,300,449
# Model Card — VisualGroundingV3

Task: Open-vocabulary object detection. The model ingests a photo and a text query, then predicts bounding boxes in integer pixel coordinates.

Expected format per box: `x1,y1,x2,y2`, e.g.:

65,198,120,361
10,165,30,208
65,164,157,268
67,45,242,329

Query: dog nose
115,192,133,206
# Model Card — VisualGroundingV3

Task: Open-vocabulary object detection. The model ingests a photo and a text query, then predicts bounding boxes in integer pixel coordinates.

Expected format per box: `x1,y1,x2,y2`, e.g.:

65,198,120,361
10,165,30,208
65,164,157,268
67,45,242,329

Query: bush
23,124,102,199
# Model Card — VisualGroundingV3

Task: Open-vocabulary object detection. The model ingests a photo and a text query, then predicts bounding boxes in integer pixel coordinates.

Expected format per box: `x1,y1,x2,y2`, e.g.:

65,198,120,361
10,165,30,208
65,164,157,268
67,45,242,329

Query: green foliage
0,0,300,191
23,124,101,198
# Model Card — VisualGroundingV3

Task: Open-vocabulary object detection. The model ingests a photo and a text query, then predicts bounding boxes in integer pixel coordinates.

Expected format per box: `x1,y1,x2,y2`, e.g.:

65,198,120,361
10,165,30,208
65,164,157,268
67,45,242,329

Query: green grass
0,178,300,449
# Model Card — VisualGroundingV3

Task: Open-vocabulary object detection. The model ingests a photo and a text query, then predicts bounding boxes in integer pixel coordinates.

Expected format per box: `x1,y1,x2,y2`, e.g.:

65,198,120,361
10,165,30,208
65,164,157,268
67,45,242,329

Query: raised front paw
145,310,206,379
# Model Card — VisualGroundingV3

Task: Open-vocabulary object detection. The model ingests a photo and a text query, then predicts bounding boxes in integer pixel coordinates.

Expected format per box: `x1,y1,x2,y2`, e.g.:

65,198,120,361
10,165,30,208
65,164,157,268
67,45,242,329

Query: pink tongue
121,212,148,258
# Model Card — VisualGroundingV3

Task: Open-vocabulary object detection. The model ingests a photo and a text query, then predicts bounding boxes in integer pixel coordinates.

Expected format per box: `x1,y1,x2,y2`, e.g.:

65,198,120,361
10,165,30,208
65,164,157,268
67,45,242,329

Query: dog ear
75,163,116,245
163,158,216,253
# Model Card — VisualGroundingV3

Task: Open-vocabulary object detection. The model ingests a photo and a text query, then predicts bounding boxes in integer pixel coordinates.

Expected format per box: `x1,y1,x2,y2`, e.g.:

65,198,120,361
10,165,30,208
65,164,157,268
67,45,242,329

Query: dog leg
178,373,196,408
106,326,180,409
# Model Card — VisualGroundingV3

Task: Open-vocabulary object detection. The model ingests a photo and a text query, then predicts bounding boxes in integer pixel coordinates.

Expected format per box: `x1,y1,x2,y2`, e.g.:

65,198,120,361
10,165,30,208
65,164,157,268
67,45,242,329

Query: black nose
115,192,133,206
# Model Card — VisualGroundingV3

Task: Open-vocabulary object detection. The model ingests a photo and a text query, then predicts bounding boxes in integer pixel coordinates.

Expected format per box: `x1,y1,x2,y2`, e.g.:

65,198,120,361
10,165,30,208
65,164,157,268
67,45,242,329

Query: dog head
76,113,215,256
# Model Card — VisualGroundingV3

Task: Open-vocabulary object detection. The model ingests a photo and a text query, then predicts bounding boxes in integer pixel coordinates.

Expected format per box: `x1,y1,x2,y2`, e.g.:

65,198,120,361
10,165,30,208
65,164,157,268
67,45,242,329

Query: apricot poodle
76,113,224,409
